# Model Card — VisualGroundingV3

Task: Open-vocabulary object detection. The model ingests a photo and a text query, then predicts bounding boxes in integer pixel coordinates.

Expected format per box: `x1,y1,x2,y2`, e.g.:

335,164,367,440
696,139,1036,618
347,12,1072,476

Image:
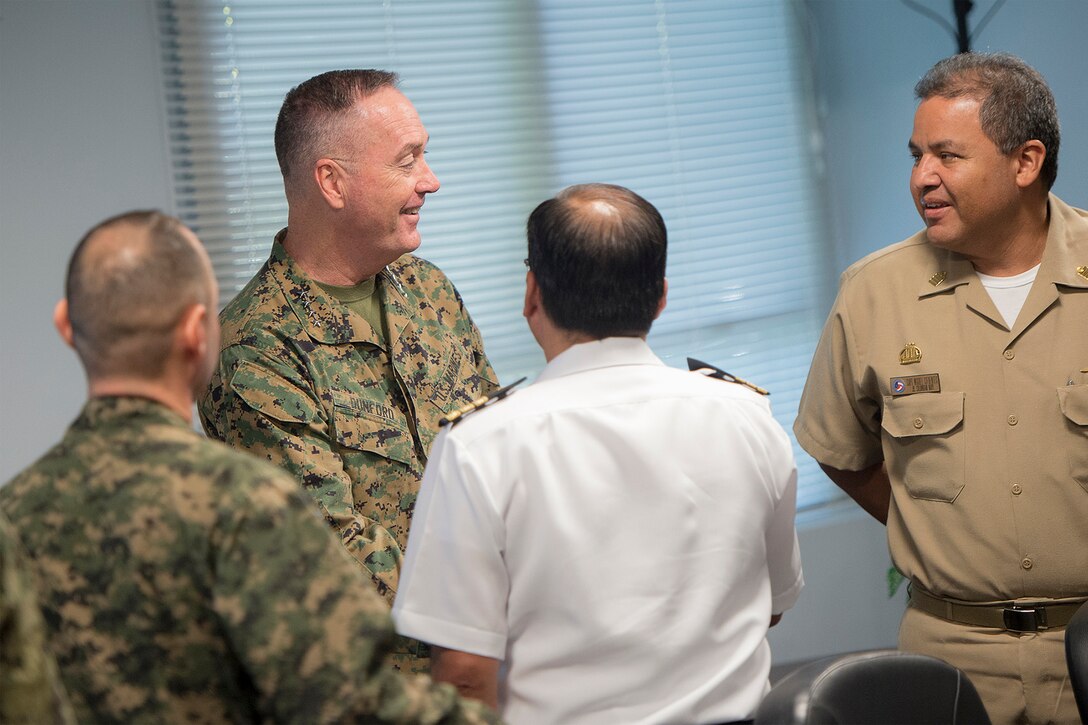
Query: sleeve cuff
793,421,882,473
392,607,507,660
771,570,805,614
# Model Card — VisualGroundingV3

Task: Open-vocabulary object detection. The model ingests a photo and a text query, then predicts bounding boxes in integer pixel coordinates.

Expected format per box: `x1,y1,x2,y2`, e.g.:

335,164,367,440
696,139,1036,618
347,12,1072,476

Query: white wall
768,505,906,664
2,0,1086,670
0,1,173,479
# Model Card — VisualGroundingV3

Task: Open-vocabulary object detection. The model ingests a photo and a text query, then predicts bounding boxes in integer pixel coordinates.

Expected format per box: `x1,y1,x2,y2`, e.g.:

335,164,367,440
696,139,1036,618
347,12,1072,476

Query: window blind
156,0,841,515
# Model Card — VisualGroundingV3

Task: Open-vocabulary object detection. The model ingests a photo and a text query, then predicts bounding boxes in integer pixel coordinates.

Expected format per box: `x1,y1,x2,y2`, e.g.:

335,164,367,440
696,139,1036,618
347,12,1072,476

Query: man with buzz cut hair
394,184,804,724
199,69,497,673
795,52,1088,723
1,211,498,724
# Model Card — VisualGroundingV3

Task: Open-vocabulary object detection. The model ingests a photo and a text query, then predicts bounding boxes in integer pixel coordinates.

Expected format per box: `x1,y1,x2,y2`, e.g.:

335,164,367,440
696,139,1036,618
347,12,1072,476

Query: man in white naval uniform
393,183,804,725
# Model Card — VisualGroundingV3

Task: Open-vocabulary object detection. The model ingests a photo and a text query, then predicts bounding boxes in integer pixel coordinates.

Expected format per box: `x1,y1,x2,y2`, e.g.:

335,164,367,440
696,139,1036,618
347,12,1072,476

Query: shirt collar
77,396,189,431
917,194,1088,298
535,337,663,383
1039,194,1088,291
268,229,385,344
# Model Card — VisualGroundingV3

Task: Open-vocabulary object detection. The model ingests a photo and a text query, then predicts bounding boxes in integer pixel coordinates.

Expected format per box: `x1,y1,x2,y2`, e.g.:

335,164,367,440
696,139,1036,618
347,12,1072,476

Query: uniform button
913,418,924,429
1007,415,1018,426
1022,557,1033,570
1003,349,1015,360
1011,483,1023,495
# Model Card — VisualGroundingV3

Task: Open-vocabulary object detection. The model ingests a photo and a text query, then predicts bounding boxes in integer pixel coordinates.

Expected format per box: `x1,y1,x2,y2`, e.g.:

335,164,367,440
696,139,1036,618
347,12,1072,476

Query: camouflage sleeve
199,342,403,601
0,511,77,725
210,474,500,724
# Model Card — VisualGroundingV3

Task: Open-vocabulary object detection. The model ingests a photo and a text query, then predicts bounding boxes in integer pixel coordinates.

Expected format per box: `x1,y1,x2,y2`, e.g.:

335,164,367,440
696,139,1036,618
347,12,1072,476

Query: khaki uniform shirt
795,195,1088,602
0,397,497,724
200,233,497,607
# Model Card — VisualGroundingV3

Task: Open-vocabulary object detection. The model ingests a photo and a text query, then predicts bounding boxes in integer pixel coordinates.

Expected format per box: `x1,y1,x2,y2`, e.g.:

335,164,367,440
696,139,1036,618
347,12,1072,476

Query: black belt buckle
1003,606,1047,632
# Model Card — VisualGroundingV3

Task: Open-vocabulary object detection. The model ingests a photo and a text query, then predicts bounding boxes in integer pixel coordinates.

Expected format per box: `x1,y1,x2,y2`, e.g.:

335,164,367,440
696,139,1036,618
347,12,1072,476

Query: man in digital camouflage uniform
0,211,498,723
199,70,496,673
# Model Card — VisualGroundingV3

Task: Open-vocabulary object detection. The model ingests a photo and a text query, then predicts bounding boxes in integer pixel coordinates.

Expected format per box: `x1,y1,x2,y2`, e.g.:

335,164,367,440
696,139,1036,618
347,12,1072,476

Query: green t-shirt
315,277,388,345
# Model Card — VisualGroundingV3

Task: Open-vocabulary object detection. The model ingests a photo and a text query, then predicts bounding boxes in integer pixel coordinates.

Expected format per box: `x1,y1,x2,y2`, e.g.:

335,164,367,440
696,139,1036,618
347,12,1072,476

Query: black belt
909,585,1086,633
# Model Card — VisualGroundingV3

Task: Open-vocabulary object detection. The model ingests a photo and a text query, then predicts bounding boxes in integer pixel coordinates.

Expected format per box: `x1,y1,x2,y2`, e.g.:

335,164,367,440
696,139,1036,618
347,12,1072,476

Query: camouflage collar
377,258,415,344
78,396,189,430
268,232,384,345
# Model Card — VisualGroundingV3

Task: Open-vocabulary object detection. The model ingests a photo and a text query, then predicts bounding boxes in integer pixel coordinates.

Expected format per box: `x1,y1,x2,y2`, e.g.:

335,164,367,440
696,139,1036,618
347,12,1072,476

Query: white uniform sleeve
392,430,510,660
764,422,804,614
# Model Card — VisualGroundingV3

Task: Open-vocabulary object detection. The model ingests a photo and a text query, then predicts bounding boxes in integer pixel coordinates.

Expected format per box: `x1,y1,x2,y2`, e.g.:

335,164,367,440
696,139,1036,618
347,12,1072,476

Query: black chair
1065,601,1088,723
755,649,990,724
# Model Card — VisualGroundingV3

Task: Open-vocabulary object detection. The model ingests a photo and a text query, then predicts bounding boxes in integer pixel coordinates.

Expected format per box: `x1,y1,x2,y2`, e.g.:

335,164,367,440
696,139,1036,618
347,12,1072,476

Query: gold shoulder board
440,377,527,428
686,357,770,396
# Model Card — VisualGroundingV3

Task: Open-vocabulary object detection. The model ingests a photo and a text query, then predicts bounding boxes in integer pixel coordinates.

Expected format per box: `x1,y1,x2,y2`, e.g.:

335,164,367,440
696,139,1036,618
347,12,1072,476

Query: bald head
526,183,667,338
63,211,215,381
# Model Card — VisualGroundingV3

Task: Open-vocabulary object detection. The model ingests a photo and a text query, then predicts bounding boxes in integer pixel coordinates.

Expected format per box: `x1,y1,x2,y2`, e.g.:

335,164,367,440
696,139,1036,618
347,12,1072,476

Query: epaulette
686,357,770,396
439,377,527,427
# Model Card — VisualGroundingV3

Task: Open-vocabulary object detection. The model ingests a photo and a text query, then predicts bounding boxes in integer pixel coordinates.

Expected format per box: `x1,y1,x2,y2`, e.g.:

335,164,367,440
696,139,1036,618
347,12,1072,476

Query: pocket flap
882,392,965,438
1058,385,1088,426
229,360,318,424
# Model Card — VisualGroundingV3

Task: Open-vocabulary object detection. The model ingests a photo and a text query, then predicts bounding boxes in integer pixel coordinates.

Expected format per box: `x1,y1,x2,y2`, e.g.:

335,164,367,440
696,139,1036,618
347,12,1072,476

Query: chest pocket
1057,384,1088,492
229,360,319,424
881,391,966,503
331,390,414,467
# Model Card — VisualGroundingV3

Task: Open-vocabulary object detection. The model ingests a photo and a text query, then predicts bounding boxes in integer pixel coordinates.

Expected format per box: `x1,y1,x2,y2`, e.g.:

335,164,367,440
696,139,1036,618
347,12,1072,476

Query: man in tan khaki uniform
795,52,1088,724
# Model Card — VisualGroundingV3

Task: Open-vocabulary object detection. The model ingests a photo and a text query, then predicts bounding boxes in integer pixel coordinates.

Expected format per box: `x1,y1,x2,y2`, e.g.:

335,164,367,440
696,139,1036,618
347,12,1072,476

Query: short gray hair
915,52,1059,190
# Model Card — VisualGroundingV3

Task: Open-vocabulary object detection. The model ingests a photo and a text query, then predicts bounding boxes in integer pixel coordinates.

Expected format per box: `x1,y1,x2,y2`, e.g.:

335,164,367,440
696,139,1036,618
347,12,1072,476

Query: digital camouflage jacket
0,510,75,725
199,234,497,668
0,397,498,724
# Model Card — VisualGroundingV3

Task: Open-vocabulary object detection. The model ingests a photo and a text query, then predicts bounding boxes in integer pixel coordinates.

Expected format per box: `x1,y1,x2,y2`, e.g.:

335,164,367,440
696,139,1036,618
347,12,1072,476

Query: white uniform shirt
394,337,803,724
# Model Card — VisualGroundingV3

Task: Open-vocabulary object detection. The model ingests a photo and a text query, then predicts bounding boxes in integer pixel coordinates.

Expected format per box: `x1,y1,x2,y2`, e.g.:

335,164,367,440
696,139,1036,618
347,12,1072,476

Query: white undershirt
976,264,1040,327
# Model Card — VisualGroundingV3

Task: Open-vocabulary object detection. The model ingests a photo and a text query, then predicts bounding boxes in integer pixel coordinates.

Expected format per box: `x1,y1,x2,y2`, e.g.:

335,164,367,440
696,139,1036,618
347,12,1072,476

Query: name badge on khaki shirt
890,373,941,396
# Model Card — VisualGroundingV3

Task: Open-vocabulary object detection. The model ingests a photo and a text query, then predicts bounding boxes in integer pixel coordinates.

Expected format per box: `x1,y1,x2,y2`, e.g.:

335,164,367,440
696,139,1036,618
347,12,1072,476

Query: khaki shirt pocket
330,390,414,467
881,391,966,503
1057,384,1088,491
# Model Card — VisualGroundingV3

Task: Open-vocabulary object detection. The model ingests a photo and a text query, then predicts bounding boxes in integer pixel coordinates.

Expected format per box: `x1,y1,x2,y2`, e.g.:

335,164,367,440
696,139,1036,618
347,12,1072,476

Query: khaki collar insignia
899,342,922,365
1077,265,1088,281
928,271,947,286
